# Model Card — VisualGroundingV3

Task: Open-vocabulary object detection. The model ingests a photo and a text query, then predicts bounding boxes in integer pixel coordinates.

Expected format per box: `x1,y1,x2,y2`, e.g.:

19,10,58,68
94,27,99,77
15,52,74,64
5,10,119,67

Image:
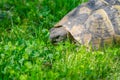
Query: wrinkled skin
50,27,68,44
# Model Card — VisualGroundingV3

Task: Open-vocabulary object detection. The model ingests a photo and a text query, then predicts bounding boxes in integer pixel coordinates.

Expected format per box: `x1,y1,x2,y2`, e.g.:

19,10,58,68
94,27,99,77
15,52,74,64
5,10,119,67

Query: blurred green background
0,0,120,80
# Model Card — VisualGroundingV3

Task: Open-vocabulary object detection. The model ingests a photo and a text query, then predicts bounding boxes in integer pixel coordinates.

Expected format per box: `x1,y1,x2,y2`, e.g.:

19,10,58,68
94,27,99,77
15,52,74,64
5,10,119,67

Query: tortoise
50,0,120,49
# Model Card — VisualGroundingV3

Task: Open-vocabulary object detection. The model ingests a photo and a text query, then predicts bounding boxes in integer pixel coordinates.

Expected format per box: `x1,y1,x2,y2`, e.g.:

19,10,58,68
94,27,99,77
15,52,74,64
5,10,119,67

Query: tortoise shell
50,0,120,49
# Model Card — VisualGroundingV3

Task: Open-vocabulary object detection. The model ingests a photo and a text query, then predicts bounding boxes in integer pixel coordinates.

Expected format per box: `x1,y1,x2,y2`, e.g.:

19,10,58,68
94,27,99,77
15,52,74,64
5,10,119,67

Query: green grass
0,0,120,80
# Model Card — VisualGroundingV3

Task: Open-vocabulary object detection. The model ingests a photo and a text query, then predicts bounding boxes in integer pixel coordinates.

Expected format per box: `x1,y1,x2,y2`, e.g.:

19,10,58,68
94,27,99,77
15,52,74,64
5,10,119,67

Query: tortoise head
50,27,68,44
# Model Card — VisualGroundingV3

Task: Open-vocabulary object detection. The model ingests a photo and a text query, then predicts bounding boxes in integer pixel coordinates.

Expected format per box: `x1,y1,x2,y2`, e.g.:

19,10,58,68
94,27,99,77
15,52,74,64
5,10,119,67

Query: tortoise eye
56,35,60,39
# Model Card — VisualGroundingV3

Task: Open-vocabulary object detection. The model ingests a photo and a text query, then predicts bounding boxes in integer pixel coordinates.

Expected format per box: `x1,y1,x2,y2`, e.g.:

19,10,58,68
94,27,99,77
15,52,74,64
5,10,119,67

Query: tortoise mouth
51,40,58,44
51,38,65,44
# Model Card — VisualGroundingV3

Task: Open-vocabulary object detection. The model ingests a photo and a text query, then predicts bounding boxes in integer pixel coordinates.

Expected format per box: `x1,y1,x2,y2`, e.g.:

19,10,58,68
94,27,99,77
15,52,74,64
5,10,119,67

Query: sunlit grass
0,0,120,80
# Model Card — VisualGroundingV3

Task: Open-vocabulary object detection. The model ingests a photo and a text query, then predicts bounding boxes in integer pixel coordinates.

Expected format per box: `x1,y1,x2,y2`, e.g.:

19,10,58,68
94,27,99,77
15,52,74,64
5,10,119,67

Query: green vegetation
0,0,120,80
